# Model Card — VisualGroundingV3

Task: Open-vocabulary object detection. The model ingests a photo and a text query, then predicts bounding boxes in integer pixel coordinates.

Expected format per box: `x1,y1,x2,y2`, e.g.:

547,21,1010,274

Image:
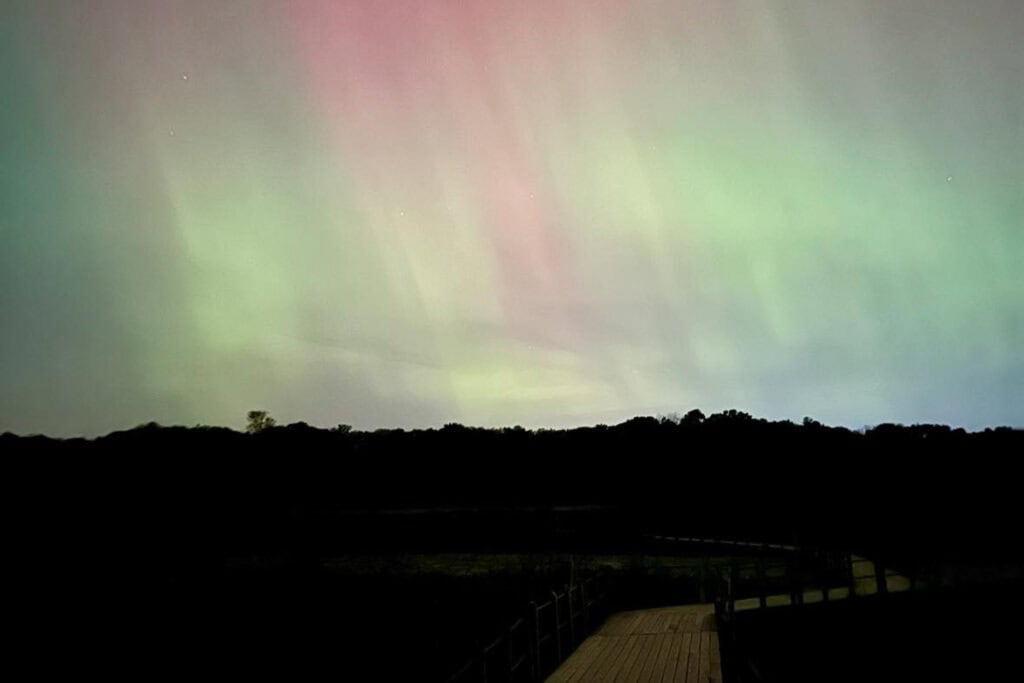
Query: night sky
2,1,1021,436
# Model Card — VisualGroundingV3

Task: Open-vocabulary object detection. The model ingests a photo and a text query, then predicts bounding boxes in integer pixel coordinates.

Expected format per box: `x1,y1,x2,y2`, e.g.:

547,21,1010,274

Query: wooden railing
710,552,915,617
445,575,610,683
702,543,917,683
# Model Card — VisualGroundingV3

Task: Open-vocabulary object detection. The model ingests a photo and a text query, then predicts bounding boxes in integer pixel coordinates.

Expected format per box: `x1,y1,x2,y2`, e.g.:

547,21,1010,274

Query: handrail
706,551,914,618
697,540,925,683
444,574,610,683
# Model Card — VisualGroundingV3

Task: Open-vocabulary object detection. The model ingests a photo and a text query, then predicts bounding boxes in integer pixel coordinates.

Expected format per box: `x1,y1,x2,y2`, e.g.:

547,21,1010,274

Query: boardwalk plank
637,633,668,682
552,637,600,682
547,605,720,683
578,638,618,683
699,632,711,682
597,634,639,682
656,634,682,683
598,613,625,637
685,626,702,683
708,632,722,683
614,612,643,637
672,633,692,683
567,637,615,683
599,614,623,637
618,635,651,680
648,633,673,683
615,635,649,682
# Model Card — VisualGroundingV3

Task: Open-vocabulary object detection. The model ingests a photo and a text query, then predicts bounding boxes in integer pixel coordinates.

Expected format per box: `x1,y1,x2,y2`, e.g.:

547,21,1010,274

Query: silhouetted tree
682,409,706,426
246,410,276,433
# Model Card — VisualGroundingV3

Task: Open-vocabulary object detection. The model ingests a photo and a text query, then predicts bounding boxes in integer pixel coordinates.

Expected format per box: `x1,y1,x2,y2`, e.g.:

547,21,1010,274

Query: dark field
722,583,1024,681
155,550,730,679
38,549,726,678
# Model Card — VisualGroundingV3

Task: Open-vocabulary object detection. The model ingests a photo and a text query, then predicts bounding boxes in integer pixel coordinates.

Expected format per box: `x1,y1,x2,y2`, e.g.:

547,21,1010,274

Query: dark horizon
5,407,1022,441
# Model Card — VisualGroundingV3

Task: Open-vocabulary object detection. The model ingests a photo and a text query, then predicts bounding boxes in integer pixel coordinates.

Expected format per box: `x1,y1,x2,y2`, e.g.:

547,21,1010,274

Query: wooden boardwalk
546,556,909,681
546,604,721,683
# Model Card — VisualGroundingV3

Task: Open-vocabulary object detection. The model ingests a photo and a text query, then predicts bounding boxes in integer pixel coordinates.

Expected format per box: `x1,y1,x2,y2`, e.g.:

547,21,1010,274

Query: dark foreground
6,414,1023,679
721,584,1024,681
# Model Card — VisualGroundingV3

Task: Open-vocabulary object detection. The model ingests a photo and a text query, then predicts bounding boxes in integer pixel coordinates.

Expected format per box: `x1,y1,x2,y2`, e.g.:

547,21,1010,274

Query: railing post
875,554,888,595
566,584,576,647
724,565,733,618
528,601,540,681
757,552,767,609
788,552,800,605
551,590,562,664
508,623,516,683
580,580,588,632
699,555,709,602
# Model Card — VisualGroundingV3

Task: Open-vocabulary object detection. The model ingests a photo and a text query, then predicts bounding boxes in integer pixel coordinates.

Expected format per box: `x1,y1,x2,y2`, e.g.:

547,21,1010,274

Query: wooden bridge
546,604,721,682
447,537,913,682
545,550,910,682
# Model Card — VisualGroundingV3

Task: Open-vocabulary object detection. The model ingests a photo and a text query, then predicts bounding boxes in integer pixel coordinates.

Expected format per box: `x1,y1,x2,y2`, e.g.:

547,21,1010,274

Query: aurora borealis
1,1,1021,436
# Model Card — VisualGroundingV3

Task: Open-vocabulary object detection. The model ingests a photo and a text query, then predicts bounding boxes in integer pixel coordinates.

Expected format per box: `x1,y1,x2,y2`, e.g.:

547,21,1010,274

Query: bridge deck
546,604,721,683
